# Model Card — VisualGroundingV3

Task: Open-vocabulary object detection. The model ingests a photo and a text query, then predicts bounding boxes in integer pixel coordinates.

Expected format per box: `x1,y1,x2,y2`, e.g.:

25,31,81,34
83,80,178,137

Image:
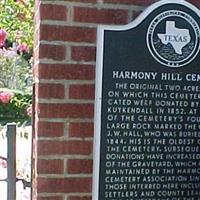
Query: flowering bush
0,0,33,92
0,89,32,124
0,44,32,91
0,0,34,50
0,2,33,199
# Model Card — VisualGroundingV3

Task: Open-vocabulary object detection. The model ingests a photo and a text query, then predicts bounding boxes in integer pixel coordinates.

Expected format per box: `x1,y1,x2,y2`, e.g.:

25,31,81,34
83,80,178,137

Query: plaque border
92,1,200,199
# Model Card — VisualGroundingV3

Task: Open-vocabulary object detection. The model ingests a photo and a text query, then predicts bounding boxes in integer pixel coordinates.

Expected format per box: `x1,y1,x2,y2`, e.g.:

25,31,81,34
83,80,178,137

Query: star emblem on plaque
147,10,200,67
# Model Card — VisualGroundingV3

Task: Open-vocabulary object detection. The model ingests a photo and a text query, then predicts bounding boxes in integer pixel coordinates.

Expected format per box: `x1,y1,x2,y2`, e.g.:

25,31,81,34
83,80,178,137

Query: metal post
7,123,16,200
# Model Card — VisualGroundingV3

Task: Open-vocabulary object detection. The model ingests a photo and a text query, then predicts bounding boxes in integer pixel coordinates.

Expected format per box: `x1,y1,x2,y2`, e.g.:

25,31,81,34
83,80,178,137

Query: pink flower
17,44,29,53
26,105,32,117
0,91,12,104
0,29,7,46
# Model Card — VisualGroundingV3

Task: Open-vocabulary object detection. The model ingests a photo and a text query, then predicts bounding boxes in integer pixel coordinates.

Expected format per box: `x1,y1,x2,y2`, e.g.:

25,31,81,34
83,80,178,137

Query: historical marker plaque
93,0,200,199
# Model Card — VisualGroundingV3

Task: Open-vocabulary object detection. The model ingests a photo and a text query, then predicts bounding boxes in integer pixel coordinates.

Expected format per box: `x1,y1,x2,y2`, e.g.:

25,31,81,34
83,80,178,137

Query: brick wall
33,0,200,199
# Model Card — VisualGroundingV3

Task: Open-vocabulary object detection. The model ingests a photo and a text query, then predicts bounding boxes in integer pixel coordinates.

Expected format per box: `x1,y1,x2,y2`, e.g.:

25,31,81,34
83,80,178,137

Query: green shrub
0,89,32,124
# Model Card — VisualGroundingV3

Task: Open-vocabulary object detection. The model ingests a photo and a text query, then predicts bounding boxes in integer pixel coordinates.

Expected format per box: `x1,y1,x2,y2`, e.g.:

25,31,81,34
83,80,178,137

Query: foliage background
0,0,34,50
0,89,32,124
0,0,34,124
0,2,33,198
